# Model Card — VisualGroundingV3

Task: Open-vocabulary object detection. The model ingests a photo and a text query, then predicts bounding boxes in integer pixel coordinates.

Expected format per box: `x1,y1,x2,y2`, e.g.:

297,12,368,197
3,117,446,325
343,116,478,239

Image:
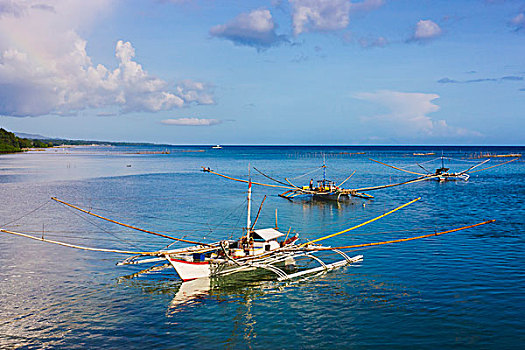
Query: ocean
0,145,523,349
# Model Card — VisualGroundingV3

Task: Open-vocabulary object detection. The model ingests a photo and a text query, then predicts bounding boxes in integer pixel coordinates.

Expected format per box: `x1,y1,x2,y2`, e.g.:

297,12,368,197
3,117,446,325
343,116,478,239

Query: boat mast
322,154,326,186
246,178,252,238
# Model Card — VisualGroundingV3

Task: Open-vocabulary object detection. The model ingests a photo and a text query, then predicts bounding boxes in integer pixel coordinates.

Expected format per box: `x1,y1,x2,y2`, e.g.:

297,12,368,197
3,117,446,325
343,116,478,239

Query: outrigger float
370,154,519,182
0,182,494,283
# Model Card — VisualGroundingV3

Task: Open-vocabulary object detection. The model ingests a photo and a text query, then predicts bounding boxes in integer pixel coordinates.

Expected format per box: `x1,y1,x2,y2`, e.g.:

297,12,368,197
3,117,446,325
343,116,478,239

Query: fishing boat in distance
370,153,519,182
212,145,222,149
0,183,494,283
202,160,430,201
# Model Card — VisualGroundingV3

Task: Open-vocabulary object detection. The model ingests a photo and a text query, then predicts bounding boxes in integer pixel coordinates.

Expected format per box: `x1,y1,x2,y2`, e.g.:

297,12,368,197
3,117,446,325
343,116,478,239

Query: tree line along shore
0,128,54,153
0,128,164,154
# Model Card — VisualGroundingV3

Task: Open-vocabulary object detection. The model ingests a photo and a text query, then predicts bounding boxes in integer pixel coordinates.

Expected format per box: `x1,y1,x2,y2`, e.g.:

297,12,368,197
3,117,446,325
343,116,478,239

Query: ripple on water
0,146,524,349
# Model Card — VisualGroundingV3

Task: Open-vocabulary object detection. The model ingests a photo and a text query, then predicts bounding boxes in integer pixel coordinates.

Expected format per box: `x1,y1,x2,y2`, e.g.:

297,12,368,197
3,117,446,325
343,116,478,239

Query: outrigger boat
202,161,430,201
0,183,494,283
370,154,519,182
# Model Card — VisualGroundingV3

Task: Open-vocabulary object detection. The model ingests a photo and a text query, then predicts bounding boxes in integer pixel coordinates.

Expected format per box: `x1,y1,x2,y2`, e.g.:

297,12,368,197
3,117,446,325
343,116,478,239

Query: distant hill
0,128,54,153
14,132,49,140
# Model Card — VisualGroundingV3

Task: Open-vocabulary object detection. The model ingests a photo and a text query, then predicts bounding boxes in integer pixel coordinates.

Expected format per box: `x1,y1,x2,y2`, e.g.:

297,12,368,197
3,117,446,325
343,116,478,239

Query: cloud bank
161,118,222,126
0,0,213,117
355,90,480,138
210,8,287,49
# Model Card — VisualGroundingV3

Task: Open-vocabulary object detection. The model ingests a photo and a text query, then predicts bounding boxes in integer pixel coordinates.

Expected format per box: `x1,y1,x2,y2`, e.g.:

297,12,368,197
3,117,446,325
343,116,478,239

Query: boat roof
252,228,284,241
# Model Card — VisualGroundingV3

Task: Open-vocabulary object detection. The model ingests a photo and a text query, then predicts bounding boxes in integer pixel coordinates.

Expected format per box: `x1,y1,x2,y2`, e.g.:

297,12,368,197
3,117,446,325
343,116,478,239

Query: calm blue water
0,145,523,349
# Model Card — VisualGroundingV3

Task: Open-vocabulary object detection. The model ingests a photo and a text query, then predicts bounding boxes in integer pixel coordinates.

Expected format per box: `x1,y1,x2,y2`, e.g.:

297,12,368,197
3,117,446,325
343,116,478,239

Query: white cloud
412,19,442,41
210,8,287,49
176,80,215,105
510,13,524,31
354,90,480,138
0,0,213,117
161,118,222,126
290,0,384,35
290,0,351,35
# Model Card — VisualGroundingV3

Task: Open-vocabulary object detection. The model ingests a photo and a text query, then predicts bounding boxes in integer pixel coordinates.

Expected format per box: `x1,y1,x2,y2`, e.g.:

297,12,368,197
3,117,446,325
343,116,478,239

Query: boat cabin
252,228,283,252
229,228,284,258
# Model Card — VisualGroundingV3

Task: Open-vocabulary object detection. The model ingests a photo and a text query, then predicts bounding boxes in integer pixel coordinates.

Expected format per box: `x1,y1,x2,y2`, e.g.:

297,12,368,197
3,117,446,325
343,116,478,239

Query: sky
0,0,524,145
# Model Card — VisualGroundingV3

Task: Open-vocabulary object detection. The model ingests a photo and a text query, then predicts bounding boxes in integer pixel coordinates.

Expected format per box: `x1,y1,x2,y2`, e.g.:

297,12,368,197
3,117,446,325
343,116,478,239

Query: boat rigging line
60,200,145,251
0,200,50,229
289,165,325,180
51,197,212,246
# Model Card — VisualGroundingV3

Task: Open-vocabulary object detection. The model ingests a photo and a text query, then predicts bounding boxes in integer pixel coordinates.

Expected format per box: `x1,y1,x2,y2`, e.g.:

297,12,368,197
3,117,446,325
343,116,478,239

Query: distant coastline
0,127,162,154
2,128,524,155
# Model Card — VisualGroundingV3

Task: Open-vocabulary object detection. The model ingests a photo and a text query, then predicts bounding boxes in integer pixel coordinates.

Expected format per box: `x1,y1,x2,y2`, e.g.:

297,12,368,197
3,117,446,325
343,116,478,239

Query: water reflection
169,277,211,309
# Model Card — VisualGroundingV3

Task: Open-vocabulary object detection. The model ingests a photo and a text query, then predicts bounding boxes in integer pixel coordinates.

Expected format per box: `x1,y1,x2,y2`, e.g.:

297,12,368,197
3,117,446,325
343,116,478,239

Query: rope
87,206,239,229
61,203,145,251
299,197,421,247
369,158,426,176
290,166,324,180
204,168,293,190
253,167,290,186
207,199,247,239
0,200,50,228
51,197,211,246
447,157,488,163
402,157,442,167
20,232,151,244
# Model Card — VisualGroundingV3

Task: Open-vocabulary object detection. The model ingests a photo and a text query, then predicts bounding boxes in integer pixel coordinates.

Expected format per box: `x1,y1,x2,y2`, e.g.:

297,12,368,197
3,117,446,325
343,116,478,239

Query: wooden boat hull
168,258,212,282
312,192,349,201
435,173,469,182
167,251,363,283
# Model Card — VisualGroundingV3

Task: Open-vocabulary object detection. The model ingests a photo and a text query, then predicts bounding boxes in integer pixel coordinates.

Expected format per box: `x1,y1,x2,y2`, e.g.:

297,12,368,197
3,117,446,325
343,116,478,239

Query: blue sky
0,0,524,144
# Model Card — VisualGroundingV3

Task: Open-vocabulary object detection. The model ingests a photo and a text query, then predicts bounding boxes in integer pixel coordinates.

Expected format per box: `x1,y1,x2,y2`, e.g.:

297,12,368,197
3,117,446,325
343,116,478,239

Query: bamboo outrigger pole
337,171,356,188
352,175,433,192
299,197,421,247
51,197,212,246
468,158,519,173
250,195,267,231
310,220,495,250
202,167,294,190
0,228,159,255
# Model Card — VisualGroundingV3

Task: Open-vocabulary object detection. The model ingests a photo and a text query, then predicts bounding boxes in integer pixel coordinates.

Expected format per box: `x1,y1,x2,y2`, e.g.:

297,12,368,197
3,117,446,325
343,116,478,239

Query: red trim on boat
169,258,209,265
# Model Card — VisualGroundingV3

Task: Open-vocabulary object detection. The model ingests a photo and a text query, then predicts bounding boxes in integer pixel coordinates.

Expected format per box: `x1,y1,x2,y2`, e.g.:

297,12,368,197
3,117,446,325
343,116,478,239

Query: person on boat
309,179,314,190
241,236,249,254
